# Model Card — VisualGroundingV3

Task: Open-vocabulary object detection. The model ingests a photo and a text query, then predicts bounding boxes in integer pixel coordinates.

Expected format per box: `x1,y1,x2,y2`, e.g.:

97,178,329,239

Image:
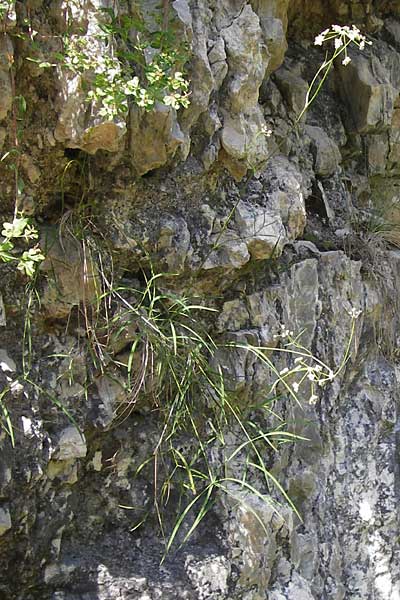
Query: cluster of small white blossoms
347,307,362,319
273,324,336,405
314,24,372,66
261,124,273,137
278,358,334,405
273,324,293,339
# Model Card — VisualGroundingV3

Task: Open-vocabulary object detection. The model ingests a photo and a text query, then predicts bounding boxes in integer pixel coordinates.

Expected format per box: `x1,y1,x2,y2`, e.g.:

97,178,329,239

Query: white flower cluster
347,307,362,319
273,324,294,340
0,214,44,278
271,323,342,406
261,125,273,137
269,307,359,407
314,24,372,66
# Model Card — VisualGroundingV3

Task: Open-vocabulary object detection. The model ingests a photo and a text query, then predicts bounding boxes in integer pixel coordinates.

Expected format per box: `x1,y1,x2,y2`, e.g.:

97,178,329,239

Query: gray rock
235,199,285,259
40,230,100,319
305,125,342,176
259,17,288,75
338,53,395,133
0,35,13,122
222,4,269,114
0,349,15,372
55,426,87,461
130,104,185,176
0,506,11,536
274,65,309,116
185,555,230,600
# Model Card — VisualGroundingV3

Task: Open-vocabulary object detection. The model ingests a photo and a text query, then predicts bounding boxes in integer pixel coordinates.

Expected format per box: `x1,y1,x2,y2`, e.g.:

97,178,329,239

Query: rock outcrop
0,1,400,599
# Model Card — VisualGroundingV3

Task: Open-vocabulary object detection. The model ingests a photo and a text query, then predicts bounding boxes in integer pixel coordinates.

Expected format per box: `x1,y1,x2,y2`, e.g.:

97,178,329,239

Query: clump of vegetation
0,0,13,22
352,198,400,249
0,215,44,277
71,258,358,553
0,12,368,554
29,1,191,119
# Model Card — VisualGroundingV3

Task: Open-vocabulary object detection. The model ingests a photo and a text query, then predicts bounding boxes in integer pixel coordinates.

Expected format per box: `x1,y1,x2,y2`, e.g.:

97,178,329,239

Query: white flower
314,34,325,46
279,367,289,375
307,371,315,381
279,324,291,338
294,357,303,364
342,56,351,66
261,125,272,137
347,307,362,319
292,382,300,393
328,369,335,381
309,394,318,405
334,38,343,49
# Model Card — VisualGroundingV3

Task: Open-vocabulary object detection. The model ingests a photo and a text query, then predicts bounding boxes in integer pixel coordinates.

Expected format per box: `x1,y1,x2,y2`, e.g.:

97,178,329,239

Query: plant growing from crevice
198,24,372,274
0,387,14,446
0,200,359,552
0,0,13,23
0,9,366,555
27,1,191,119
0,215,44,277
83,260,358,554
351,198,400,249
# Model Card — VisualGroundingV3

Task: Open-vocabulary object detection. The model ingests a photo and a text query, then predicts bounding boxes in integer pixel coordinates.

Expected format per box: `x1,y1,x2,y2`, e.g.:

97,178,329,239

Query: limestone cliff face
0,1,400,599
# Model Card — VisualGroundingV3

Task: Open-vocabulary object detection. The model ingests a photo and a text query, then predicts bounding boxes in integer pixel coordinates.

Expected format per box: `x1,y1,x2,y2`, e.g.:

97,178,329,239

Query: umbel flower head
314,24,372,65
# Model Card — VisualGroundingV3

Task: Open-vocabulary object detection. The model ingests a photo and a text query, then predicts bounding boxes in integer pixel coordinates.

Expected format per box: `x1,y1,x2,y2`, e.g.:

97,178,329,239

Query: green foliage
0,215,44,277
0,387,14,447
30,3,191,119
0,0,13,22
0,11,366,553
84,262,357,553
352,199,400,249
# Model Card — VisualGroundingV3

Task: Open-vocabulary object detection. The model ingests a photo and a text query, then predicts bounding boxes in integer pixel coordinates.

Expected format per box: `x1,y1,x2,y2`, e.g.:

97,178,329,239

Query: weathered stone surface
53,3,126,153
305,125,342,176
221,5,268,114
0,35,13,122
218,4,271,177
2,2,400,600
0,348,16,373
0,294,6,327
95,374,127,429
220,106,270,179
0,507,11,536
55,426,87,461
220,485,293,598
40,230,99,319
54,73,126,153
130,104,185,176
274,64,308,116
250,0,290,74
185,555,230,599
338,54,395,133
368,132,390,174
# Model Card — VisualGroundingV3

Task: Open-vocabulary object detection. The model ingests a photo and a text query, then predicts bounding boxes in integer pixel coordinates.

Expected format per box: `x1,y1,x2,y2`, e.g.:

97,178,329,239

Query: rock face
0,1,400,600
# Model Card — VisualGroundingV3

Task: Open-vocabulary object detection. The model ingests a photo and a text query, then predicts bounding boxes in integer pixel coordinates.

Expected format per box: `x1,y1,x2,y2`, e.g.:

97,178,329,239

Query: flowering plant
296,24,372,123
314,24,372,65
0,215,44,277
